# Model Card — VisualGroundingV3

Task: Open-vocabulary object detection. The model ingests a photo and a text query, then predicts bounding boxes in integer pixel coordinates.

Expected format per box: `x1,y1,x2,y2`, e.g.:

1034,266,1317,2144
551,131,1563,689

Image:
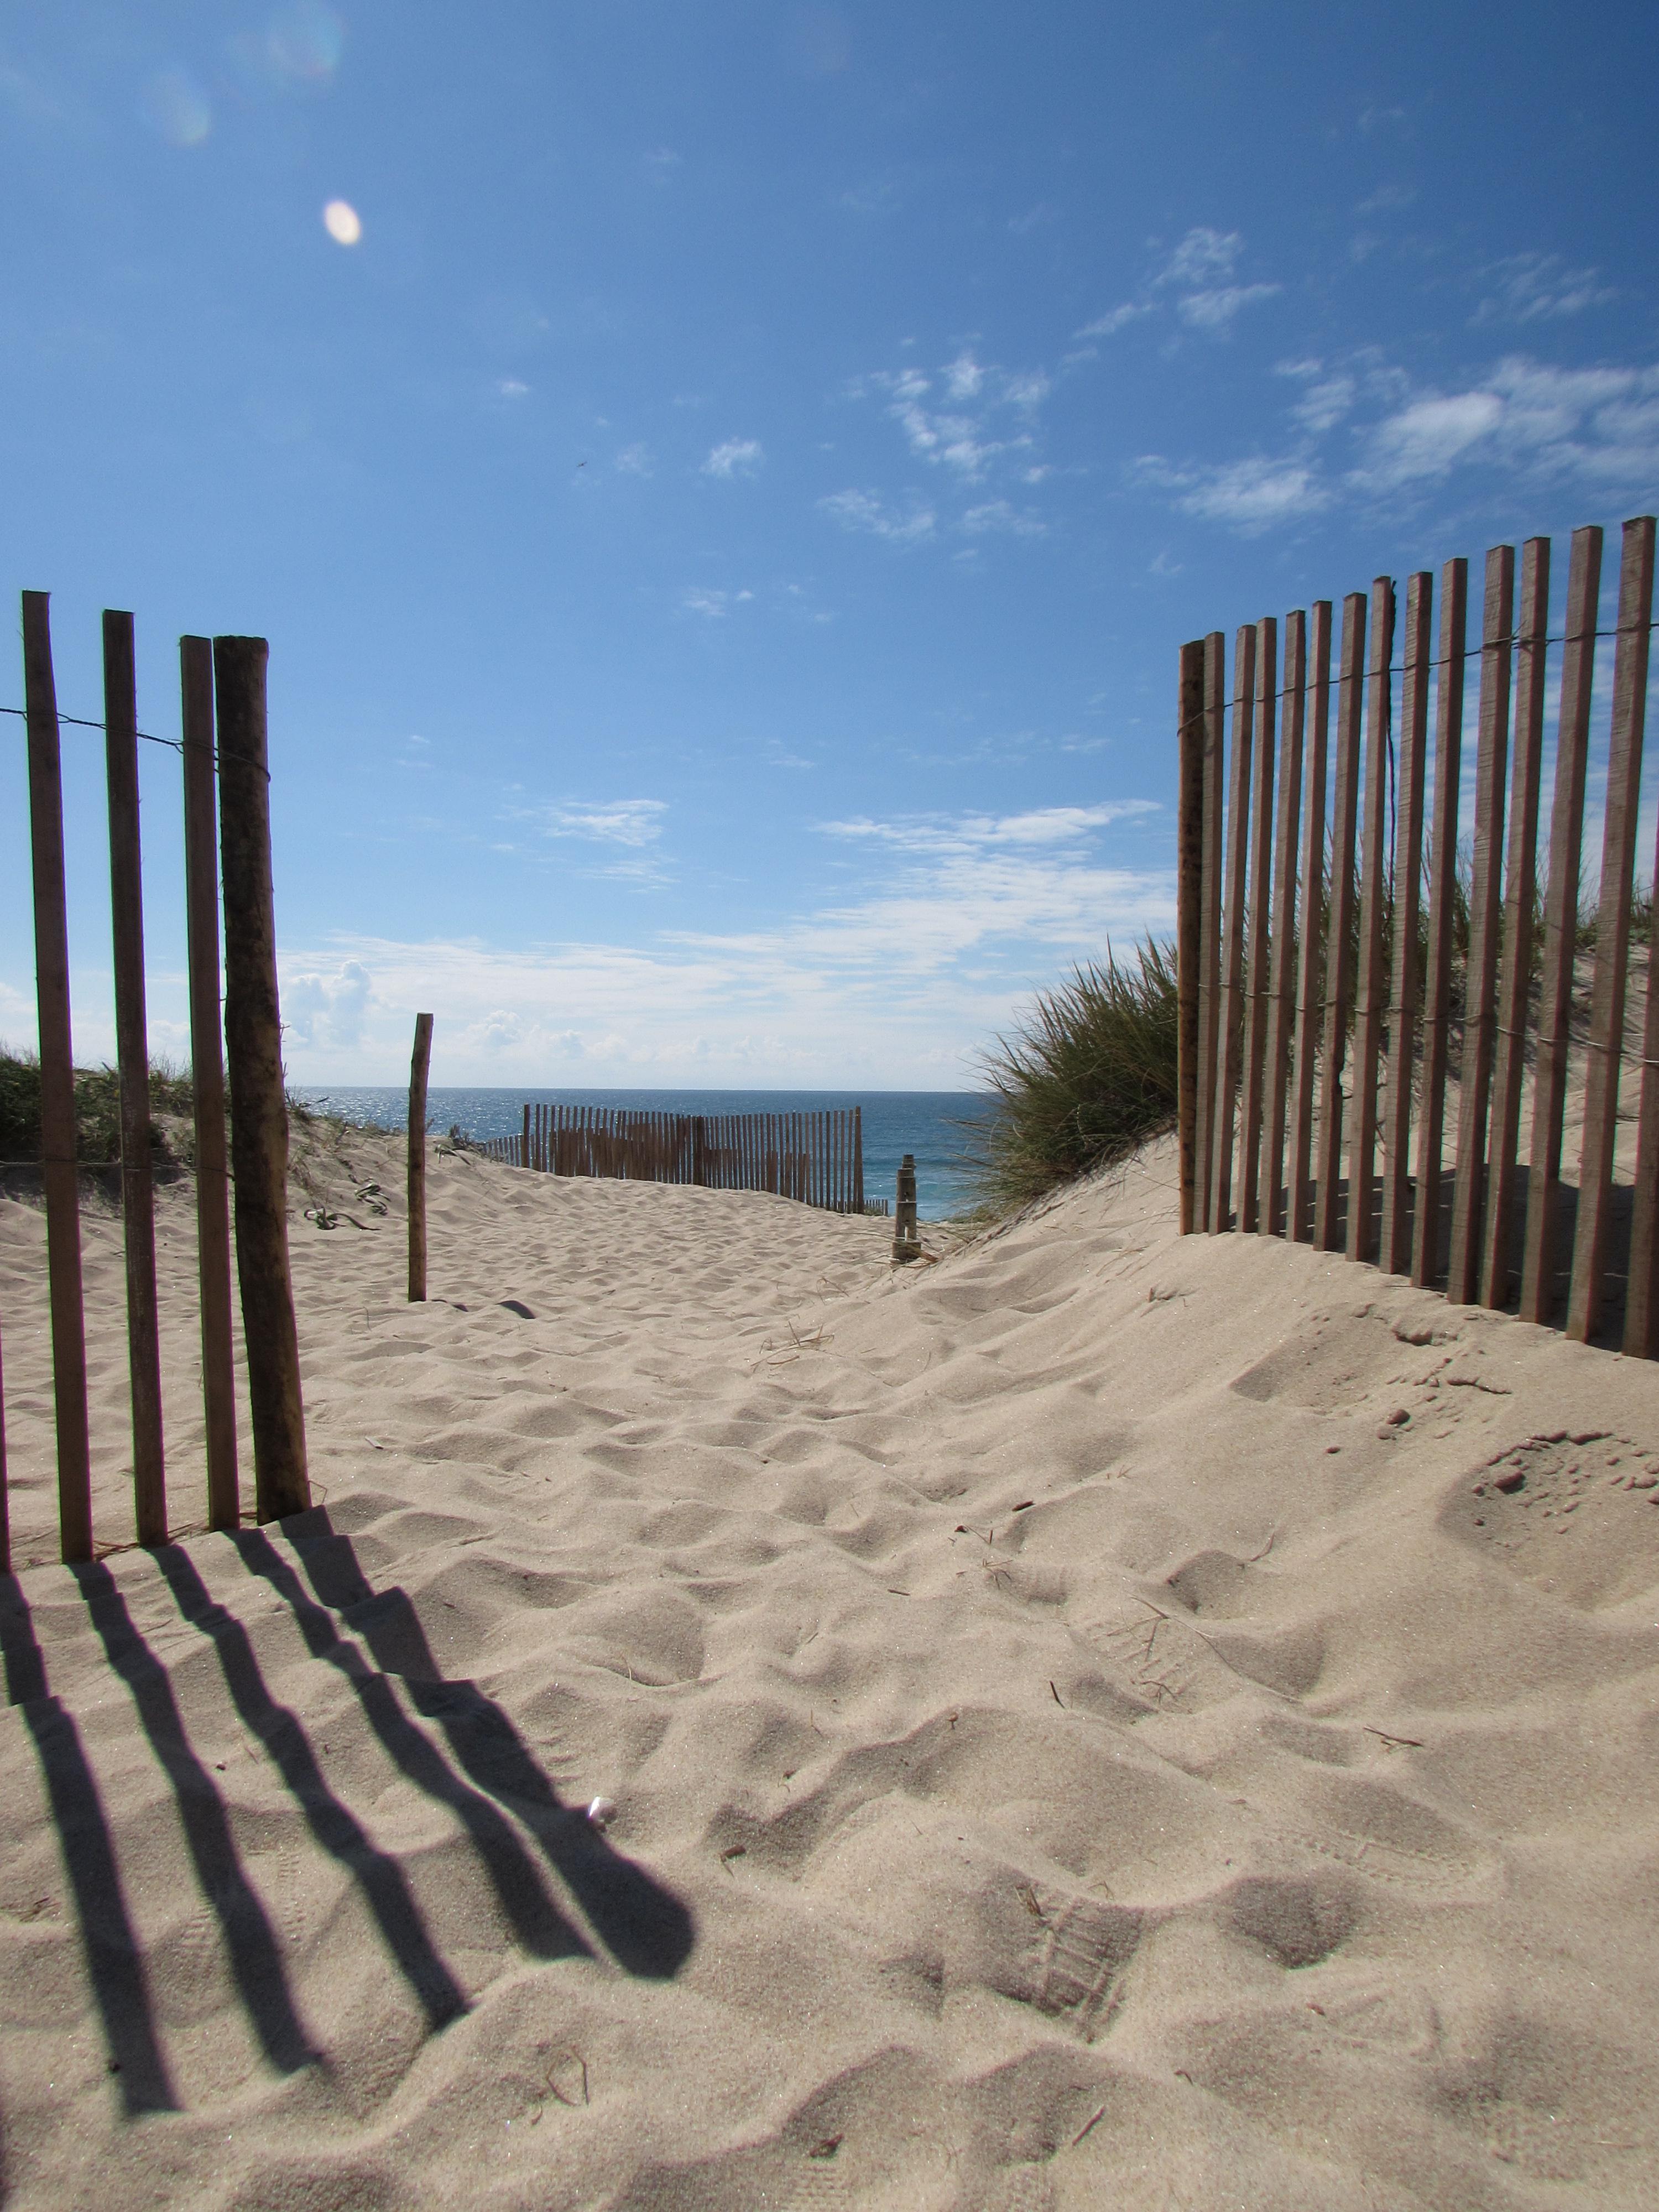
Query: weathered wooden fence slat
1285,602,1332,1245
1177,508,1659,1360
484,1102,867,1211
1377,573,1433,1277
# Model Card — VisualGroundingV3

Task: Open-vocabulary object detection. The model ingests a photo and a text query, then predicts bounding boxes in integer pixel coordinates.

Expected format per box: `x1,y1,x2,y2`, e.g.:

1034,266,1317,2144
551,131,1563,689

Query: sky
3,0,1657,1089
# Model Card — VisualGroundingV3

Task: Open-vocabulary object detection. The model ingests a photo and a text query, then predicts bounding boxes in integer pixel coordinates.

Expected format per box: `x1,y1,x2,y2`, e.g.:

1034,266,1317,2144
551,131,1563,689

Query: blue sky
3,0,1656,1087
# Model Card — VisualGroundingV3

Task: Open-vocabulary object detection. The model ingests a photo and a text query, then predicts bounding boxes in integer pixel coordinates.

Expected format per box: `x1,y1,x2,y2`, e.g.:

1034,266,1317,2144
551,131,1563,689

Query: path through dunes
2,1133,1658,2209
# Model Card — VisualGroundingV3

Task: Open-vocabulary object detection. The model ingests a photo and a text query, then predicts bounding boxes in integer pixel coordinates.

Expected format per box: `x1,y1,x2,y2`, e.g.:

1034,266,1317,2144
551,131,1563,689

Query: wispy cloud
681,586,754,617
1474,252,1616,325
269,804,1172,1081
961,499,1047,536
703,436,763,477
615,441,652,474
1155,226,1241,288
818,488,936,541
1135,452,1329,531
1175,283,1281,332
1074,303,1149,340
541,799,667,847
1351,358,1659,491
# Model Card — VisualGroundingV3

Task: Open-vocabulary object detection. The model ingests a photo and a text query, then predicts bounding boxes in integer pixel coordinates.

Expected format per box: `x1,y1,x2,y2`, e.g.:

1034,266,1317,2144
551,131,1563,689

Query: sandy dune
3,1125,1658,2210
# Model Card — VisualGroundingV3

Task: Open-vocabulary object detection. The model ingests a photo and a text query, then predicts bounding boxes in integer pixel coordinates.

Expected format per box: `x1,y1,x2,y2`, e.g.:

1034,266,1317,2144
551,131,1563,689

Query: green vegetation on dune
963,939,1180,1215
0,1046,196,1167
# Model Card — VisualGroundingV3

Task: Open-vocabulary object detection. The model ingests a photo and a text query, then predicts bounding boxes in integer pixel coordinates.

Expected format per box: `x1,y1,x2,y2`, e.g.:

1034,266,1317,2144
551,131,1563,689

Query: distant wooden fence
2,596,309,1569
1175,514,1657,1357
479,1102,867,1212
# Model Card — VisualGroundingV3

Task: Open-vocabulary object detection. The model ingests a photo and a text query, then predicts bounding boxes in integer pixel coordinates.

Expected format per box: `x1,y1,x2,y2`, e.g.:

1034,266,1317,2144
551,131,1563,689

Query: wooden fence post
408,1013,434,1301
1480,539,1550,1308
1411,558,1469,1287
1567,515,1655,1342
854,1105,864,1213
0,1323,9,1576
893,1154,920,1261
1239,617,1276,1234
215,636,309,1522
180,638,239,1530
521,1101,531,1169
1176,639,1206,1235
22,592,92,1564
1447,546,1515,1306
1378,573,1433,1277
1260,609,1305,1238
1209,624,1255,1232
1519,529,1602,1326
1626,782,1659,1353
1313,593,1366,1251
103,610,167,1546
1286,603,1332,1244
1194,632,1225,1228
1347,578,1395,1265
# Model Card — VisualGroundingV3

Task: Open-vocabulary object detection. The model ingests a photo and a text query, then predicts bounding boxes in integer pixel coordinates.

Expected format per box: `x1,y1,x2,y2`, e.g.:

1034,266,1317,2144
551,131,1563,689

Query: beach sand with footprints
3,1123,1658,2209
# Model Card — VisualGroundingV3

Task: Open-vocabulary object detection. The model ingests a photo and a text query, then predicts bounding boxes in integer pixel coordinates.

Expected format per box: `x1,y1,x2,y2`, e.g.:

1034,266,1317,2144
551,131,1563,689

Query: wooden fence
1,596,309,1569
1175,513,1657,1357
479,1102,867,1212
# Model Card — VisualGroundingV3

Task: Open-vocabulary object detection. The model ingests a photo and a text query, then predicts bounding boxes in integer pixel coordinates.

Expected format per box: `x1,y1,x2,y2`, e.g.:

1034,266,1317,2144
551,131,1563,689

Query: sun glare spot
323,199,362,246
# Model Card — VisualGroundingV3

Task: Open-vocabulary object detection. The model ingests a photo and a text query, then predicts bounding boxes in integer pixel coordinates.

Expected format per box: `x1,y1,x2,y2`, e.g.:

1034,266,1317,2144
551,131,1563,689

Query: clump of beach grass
963,938,1179,1215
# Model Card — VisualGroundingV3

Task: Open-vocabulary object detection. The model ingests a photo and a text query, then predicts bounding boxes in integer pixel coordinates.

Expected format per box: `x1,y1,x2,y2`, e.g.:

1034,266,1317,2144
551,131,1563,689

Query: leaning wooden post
408,1013,434,1301
22,592,92,1564
214,636,309,1522
181,638,239,1530
1176,640,1206,1234
893,1154,921,1261
103,611,167,1546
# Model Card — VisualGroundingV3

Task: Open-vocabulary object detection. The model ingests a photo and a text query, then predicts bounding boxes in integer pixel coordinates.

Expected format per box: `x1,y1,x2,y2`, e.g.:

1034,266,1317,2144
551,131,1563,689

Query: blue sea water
294,1087,996,1220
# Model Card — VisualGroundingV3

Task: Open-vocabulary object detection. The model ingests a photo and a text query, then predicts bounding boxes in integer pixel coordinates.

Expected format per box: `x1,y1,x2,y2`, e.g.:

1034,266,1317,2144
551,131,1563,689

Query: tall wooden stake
408,1013,434,1301
1209,624,1255,1232
181,638,239,1530
1480,539,1551,1308
1518,529,1601,1326
1286,603,1332,1243
1260,609,1305,1239
215,636,309,1522
1313,593,1366,1251
1239,617,1276,1234
1176,639,1206,1234
1194,632,1226,1228
1347,578,1395,1264
103,611,167,1546
1567,517,1655,1343
1446,546,1515,1305
1411,559,1469,1287
22,592,92,1564
1378,573,1433,1278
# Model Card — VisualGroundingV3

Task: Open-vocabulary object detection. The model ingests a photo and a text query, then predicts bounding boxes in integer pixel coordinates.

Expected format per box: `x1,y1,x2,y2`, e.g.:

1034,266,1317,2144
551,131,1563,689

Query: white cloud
1176,282,1281,331
681,586,753,617
267,804,1173,1083
1475,253,1615,325
496,377,530,399
961,499,1047,537
1291,373,1356,433
1156,226,1241,287
1350,360,1659,492
615,441,652,474
541,800,667,848
944,351,984,399
1354,391,1504,487
1074,304,1148,339
1138,453,1329,531
703,437,763,477
284,959,371,1051
818,488,936,541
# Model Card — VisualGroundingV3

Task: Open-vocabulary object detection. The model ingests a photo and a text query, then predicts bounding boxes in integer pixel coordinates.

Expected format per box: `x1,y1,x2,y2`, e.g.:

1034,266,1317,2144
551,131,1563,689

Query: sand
2,1122,1658,2211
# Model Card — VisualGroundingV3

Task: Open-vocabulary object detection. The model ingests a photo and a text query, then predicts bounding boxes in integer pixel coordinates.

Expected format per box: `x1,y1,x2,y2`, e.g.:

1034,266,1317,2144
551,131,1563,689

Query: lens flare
323,199,362,246
139,67,211,147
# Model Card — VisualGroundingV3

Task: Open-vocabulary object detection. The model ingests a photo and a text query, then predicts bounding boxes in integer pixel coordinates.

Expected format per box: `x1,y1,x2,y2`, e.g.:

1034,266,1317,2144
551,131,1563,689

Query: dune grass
963,939,1180,1215
1,1044,196,1167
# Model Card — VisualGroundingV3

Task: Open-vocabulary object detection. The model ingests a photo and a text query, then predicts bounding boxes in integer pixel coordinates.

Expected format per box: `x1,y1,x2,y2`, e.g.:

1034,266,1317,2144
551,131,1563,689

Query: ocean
294,1087,997,1220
